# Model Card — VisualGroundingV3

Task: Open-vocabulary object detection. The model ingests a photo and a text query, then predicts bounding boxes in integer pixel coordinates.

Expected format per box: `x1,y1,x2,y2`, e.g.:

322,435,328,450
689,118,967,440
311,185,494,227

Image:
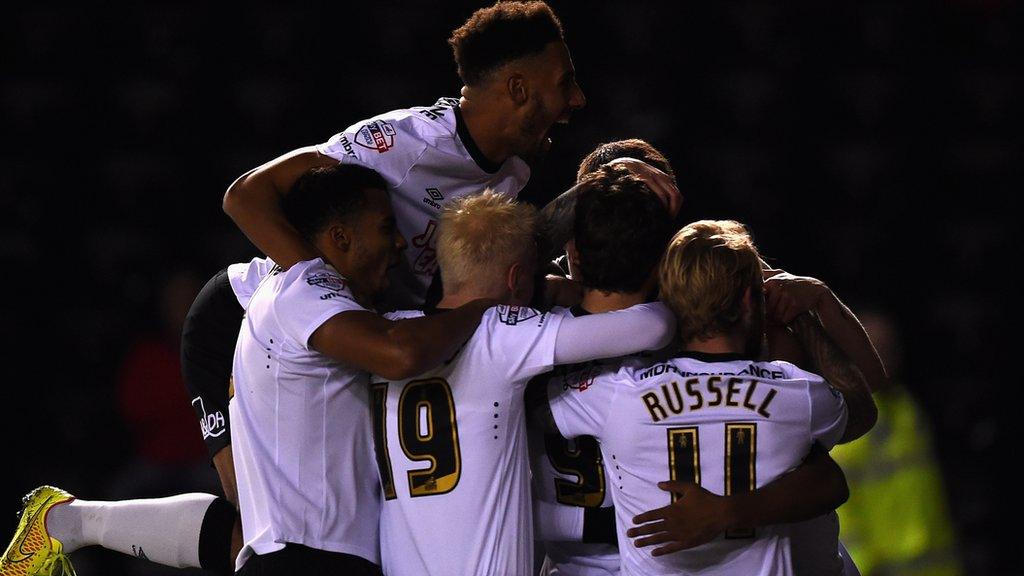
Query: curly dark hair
282,164,388,241
576,138,675,183
574,164,673,293
448,1,565,87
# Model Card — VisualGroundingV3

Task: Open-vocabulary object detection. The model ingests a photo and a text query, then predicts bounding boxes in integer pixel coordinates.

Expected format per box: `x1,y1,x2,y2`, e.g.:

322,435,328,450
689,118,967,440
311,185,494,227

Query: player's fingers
633,532,676,548
626,520,667,538
632,505,671,525
656,481,695,494
651,542,692,557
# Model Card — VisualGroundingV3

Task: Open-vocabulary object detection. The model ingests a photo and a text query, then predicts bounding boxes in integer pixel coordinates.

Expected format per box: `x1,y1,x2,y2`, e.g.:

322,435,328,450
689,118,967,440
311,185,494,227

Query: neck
436,286,507,310
683,331,747,355
319,249,372,308
459,93,511,166
579,288,646,314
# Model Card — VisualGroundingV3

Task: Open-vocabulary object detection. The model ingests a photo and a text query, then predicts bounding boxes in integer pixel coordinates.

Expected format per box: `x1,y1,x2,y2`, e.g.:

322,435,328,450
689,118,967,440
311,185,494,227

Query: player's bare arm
764,270,889,392
223,146,337,270
310,300,495,381
789,312,878,443
626,443,848,556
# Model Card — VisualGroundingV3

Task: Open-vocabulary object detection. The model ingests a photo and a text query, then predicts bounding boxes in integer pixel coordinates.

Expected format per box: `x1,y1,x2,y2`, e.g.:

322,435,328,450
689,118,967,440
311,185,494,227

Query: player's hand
606,158,682,218
762,271,831,325
627,482,732,556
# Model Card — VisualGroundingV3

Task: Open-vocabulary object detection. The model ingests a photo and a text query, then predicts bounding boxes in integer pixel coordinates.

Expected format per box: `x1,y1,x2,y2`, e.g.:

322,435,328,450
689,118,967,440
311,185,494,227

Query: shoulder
769,359,826,384
484,304,562,328
276,259,361,308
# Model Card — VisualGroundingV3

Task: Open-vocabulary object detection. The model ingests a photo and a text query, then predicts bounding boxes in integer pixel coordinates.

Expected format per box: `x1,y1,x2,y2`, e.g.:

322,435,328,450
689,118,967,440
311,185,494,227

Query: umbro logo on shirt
423,187,444,209
355,120,397,153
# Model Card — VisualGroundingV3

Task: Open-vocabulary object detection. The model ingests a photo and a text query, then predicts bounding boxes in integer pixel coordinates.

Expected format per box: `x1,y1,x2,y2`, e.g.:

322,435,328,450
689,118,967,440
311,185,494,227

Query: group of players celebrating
2,2,888,575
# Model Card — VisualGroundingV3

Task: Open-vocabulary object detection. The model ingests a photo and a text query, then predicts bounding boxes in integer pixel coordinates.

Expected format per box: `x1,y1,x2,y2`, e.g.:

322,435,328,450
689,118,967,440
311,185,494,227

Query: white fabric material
318,97,531,309
230,258,381,570
532,499,584,542
48,494,215,568
374,306,564,576
227,256,274,308
551,302,675,366
549,355,848,576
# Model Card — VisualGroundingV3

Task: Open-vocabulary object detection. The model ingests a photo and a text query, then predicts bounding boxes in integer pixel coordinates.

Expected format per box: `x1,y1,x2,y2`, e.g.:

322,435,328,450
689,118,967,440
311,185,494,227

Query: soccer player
228,164,527,575
534,219,877,575
371,189,676,576
530,163,861,576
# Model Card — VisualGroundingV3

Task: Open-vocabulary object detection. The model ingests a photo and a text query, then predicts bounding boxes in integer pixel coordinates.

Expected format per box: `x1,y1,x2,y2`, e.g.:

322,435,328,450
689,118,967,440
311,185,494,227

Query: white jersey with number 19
372,305,566,576
548,353,848,576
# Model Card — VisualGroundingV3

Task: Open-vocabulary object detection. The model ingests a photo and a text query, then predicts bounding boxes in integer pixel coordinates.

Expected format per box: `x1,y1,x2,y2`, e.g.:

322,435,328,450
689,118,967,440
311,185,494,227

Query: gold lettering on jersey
685,378,703,410
706,377,723,406
643,378,779,423
725,378,742,407
642,392,668,423
662,382,685,414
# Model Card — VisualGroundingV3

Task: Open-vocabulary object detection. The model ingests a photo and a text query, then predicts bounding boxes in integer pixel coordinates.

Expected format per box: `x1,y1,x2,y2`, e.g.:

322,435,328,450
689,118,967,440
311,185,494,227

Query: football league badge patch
355,120,397,153
497,305,539,326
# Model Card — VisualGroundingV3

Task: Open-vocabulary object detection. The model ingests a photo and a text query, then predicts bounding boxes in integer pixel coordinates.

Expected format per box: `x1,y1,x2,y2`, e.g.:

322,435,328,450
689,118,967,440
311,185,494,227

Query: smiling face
512,40,586,160
344,188,408,304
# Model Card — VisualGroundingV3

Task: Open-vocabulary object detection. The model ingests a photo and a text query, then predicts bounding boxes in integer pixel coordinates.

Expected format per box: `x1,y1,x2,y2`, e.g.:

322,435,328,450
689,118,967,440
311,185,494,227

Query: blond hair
659,220,763,343
437,190,539,294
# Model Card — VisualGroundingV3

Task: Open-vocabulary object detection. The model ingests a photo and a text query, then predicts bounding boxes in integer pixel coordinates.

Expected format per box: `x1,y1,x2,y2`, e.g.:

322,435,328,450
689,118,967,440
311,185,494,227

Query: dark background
3,1,1018,574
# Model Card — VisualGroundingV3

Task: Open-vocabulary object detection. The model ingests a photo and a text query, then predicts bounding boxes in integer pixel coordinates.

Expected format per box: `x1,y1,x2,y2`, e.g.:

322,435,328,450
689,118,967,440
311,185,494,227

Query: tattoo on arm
789,313,877,443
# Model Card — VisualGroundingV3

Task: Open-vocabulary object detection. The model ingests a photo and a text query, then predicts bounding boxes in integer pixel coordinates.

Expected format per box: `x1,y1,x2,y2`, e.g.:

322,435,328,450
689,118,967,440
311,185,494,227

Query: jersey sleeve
552,302,676,365
482,306,566,383
227,257,275,308
274,259,368,350
547,367,621,440
805,375,849,450
317,112,429,188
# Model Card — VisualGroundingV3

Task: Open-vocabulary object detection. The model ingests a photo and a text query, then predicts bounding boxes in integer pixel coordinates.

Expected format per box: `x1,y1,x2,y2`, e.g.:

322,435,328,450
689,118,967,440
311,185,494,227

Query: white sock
46,493,216,569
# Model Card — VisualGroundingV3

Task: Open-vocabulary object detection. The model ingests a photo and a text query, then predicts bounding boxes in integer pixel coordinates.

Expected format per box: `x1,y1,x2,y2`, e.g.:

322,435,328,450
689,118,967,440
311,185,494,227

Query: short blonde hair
659,220,763,343
437,189,539,294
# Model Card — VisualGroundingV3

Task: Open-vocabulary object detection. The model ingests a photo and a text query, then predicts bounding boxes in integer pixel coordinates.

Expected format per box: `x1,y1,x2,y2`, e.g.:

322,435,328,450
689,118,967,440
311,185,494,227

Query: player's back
372,305,567,576
549,352,847,576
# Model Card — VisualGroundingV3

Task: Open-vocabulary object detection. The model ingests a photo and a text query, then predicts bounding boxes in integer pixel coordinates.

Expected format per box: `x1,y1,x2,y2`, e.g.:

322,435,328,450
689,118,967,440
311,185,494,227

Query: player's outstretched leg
0,486,76,576
2,487,235,576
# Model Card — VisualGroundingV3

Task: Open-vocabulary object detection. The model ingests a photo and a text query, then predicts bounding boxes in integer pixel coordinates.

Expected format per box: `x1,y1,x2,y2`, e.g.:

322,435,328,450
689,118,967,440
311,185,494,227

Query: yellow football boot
0,486,75,576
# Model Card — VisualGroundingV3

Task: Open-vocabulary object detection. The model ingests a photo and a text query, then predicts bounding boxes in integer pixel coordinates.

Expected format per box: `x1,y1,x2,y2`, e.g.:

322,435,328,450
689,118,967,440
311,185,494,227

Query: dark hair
282,164,388,241
576,138,675,182
574,164,673,293
448,1,564,87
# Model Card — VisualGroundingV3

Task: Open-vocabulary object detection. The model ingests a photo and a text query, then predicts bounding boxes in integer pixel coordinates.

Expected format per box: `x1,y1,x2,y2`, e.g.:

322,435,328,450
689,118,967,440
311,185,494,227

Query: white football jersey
318,97,531,309
549,353,848,576
230,258,381,569
372,305,568,576
528,308,621,576
227,256,274,308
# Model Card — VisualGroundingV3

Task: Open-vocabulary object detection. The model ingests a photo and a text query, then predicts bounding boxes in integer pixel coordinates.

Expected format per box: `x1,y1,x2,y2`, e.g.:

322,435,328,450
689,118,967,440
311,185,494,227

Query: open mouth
544,118,570,149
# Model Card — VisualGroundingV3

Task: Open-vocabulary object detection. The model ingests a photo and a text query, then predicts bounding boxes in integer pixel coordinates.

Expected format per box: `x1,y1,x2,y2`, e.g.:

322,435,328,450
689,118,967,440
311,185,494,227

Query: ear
328,223,352,252
740,286,754,318
507,73,528,106
507,261,523,295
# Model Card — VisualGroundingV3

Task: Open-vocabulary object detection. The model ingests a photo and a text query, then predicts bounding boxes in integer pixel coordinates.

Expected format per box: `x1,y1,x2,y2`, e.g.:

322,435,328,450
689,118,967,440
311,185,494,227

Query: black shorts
236,544,382,576
182,268,244,461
